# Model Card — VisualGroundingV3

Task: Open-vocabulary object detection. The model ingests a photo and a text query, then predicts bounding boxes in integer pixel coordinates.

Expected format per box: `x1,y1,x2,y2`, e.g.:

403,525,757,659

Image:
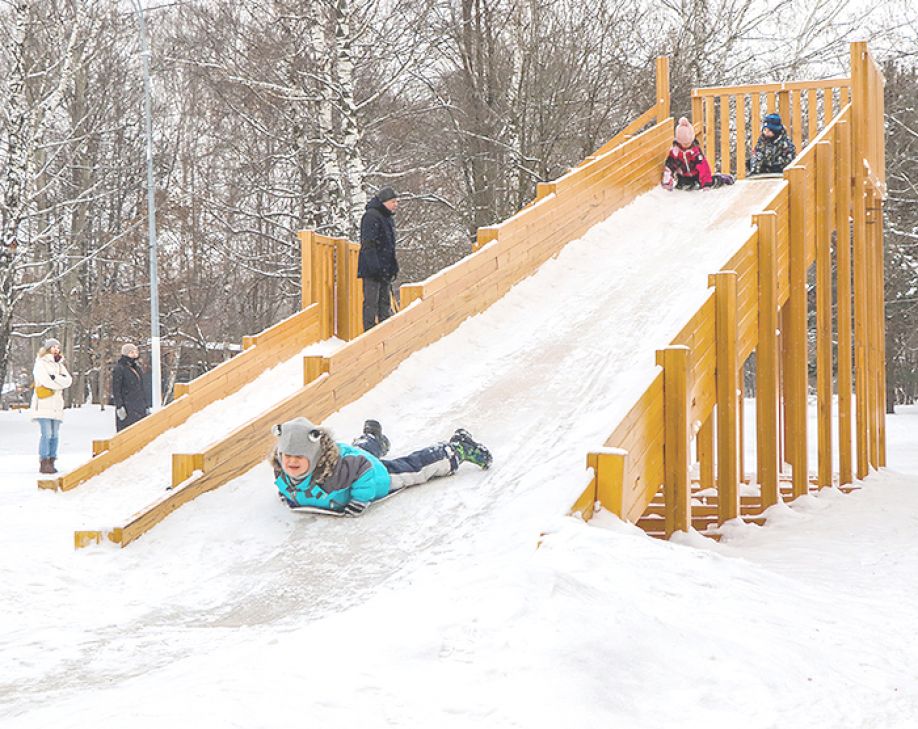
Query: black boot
362,420,390,457
39,458,55,474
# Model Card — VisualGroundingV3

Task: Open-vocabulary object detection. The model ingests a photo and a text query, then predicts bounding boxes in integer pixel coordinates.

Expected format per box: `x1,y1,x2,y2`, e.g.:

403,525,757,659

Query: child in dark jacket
748,113,796,175
662,117,735,191
270,417,492,516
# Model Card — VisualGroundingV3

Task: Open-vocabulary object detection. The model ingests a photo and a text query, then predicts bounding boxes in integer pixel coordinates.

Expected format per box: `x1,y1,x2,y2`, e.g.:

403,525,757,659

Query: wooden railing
573,42,887,537
73,96,676,548
692,78,851,180
299,230,363,341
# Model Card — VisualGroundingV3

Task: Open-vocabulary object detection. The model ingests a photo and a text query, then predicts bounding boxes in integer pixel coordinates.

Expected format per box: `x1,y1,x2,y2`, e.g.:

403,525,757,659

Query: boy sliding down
271,418,492,516
661,117,735,191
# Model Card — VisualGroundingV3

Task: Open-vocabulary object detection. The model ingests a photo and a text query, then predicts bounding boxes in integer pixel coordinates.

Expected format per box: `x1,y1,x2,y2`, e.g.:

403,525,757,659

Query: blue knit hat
763,113,784,133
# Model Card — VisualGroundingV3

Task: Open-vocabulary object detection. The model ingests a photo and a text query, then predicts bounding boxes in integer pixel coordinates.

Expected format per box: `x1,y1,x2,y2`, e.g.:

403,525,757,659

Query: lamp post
131,0,162,411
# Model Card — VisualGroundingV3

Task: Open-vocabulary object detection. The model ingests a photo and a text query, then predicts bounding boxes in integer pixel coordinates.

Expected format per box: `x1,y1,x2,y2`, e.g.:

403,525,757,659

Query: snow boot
448,429,492,470
361,419,390,457
39,458,55,474
713,173,735,187
49,457,59,474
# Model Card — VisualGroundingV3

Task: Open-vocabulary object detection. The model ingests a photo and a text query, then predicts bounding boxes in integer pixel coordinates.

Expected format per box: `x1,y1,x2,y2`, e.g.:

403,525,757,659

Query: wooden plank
736,94,747,179
720,95,731,175
751,93,762,151
785,166,810,497
815,141,834,488
835,118,853,485
754,212,779,506
697,414,715,488
590,450,627,518
704,97,716,163
808,88,820,145
694,79,849,97
657,346,691,535
791,89,804,153
711,270,739,521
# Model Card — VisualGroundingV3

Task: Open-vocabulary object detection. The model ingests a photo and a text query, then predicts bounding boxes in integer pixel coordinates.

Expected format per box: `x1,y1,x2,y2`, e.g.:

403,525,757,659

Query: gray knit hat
43,338,61,350
273,417,322,470
376,186,397,203
121,343,139,357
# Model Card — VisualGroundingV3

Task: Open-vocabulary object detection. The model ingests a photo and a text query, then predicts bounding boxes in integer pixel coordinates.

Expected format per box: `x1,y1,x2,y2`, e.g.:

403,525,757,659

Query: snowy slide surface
2,180,786,718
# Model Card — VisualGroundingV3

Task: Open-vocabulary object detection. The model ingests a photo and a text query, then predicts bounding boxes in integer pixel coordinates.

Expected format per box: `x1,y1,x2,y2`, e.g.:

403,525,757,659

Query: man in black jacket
358,186,399,331
112,343,151,432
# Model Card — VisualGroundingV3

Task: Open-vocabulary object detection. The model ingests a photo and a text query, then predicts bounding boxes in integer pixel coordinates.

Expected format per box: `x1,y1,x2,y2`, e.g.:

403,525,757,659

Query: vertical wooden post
866,189,881,470
655,56,670,122
736,95,747,179
754,212,779,507
778,89,791,131
835,119,853,485
815,141,834,487
298,230,314,309
784,166,809,498
171,453,204,488
710,271,739,522
698,414,715,489
874,194,888,467
657,346,691,536
692,93,703,136
588,450,627,519
851,39,870,481
719,95,731,175
852,171,870,479
335,238,349,340
778,307,788,472
312,236,335,340
738,386,745,483
704,97,716,163
349,243,363,338
750,93,762,149
303,356,330,385
791,90,804,153
807,88,819,143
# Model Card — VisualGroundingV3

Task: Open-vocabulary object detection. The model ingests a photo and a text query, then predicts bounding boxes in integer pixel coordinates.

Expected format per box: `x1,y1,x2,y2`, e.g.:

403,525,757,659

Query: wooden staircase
637,480,862,539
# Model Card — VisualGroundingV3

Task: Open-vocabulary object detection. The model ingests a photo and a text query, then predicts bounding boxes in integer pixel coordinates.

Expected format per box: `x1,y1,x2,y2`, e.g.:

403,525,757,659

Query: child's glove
661,169,675,191
343,500,369,517
116,406,127,420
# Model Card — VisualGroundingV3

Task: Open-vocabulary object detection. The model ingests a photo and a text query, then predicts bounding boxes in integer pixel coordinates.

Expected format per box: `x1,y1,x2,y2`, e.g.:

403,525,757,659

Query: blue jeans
37,418,61,459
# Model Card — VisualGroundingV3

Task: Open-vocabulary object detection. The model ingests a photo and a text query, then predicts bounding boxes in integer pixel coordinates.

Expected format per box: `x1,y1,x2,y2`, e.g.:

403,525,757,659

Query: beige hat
121,343,139,357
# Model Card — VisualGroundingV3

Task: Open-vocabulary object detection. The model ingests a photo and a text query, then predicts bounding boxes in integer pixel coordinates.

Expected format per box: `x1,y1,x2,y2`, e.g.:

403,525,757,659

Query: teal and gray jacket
273,440,391,511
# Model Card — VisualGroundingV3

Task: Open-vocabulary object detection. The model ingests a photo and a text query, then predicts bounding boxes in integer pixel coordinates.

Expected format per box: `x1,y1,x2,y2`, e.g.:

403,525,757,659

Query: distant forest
1,0,916,405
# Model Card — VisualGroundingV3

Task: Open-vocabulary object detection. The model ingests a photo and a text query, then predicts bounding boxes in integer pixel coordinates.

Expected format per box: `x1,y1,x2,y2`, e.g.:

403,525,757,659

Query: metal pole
132,0,162,410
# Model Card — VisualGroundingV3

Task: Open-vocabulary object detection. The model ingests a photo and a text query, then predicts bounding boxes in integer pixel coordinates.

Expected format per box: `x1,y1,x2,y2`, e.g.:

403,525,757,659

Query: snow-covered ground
3,182,918,727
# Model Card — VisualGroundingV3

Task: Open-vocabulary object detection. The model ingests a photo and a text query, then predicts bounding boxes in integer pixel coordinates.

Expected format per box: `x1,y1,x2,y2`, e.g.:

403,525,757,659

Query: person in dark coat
358,186,399,331
112,343,151,432
748,113,797,175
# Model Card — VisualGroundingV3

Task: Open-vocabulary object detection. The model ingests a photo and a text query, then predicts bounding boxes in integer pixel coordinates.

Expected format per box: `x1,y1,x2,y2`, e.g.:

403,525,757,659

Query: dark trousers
362,278,393,331
353,434,458,490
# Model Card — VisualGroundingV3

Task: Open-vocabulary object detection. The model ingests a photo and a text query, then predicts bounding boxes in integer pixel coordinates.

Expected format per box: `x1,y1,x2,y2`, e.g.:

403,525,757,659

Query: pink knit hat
675,117,695,147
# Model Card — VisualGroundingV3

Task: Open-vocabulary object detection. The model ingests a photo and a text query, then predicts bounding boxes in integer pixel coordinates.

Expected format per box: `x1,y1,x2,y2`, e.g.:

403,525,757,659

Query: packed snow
3,182,918,727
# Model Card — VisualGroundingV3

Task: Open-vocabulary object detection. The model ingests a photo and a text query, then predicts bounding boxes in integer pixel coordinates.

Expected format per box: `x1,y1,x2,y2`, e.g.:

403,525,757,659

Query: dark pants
361,278,393,331
353,434,458,490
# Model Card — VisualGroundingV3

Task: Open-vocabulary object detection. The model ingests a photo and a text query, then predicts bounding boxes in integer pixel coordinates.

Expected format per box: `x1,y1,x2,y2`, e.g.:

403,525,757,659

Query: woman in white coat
31,338,73,474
